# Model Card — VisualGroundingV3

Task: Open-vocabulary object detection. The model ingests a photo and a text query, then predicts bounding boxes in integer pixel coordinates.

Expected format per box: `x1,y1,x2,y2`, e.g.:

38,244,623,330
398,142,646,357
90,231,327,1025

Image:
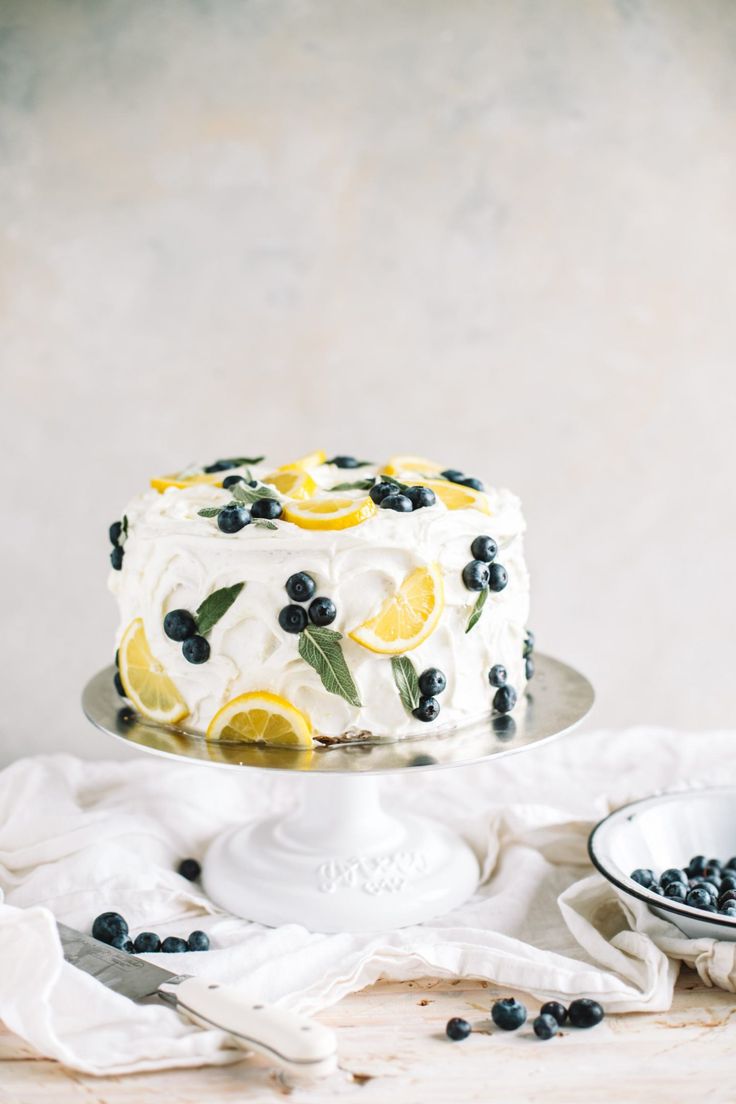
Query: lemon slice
263,467,318,500
206,691,314,748
349,564,444,653
283,495,377,530
151,472,225,493
413,478,491,514
382,455,444,477
280,449,327,471
118,618,189,724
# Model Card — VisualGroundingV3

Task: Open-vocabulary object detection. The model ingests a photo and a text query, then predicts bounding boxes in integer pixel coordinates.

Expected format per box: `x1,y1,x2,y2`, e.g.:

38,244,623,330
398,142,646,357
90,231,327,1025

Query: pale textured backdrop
1,0,735,764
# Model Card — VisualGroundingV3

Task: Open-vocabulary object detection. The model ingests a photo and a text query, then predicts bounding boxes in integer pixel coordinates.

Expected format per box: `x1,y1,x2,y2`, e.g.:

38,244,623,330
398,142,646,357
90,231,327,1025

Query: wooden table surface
2,971,734,1103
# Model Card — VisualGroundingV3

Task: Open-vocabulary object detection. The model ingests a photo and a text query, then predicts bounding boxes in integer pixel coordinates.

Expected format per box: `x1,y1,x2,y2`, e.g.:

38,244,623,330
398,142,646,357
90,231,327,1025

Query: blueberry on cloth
568,999,604,1028
493,685,517,714
164,609,197,642
109,521,123,546
533,1013,558,1040
369,482,397,505
630,868,656,888
110,546,124,571
134,932,161,953
418,668,446,697
660,868,687,887
491,998,527,1031
279,605,309,634
462,560,490,591
177,858,201,881
217,504,251,533
488,665,507,688
113,672,126,698
286,572,317,602
161,936,189,953
525,656,535,681
412,697,440,723
380,493,414,512
92,912,128,945
445,1017,472,1041
405,485,436,509
251,497,282,520
308,597,337,627
540,1001,568,1026
188,930,210,952
470,535,497,563
183,635,210,664
487,563,508,592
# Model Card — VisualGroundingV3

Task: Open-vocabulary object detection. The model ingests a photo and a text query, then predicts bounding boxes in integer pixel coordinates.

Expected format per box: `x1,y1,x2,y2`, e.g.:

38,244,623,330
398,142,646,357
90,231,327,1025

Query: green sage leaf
465,587,488,633
231,482,280,505
195,582,246,636
391,655,421,714
298,625,361,707
197,507,221,518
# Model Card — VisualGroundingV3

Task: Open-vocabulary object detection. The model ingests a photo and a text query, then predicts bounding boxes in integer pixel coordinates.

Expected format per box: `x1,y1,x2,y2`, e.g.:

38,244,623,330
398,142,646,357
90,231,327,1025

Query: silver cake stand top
82,653,594,775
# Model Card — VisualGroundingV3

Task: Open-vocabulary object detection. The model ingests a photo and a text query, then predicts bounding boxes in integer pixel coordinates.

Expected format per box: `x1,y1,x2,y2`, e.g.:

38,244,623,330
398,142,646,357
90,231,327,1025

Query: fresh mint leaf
231,482,280,505
195,582,245,636
253,519,278,530
391,655,421,714
197,507,221,518
298,625,361,707
465,588,488,633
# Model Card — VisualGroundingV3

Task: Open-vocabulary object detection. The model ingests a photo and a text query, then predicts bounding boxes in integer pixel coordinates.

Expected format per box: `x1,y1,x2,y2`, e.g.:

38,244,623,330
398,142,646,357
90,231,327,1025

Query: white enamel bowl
588,787,736,941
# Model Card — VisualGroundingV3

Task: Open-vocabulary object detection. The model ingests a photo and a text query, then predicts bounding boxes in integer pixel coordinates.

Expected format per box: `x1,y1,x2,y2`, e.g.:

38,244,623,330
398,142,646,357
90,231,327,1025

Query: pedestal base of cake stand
202,773,479,932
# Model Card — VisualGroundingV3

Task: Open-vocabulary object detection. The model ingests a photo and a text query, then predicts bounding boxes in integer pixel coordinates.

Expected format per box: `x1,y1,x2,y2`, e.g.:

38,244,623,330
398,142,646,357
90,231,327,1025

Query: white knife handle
158,976,337,1077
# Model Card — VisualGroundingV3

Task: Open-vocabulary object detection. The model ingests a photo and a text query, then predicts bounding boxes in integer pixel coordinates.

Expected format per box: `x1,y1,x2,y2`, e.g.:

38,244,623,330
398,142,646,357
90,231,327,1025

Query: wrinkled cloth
0,727,734,1075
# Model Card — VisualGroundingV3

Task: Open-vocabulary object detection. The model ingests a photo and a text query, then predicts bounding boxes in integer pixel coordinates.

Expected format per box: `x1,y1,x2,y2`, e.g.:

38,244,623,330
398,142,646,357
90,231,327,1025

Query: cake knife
57,922,337,1077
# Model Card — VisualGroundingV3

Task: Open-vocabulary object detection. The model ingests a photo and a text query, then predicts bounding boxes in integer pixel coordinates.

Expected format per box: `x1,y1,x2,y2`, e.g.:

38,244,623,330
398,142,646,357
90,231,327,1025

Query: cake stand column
202,772,480,933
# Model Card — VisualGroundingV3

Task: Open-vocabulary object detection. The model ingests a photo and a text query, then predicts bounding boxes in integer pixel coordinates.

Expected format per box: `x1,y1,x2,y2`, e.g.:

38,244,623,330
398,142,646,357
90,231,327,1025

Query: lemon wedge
206,691,314,748
382,455,444,478
118,618,189,724
280,449,327,471
349,563,444,653
413,478,491,514
283,495,377,530
150,472,225,493
263,467,318,500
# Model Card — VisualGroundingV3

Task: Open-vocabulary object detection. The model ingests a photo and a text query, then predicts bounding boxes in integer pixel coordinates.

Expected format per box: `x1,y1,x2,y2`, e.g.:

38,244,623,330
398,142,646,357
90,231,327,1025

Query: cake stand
82,654,593,933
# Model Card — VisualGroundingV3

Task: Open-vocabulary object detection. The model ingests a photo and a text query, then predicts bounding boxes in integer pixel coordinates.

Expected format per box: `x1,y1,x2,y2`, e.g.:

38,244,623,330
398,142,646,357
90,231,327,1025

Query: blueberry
701,879,720,897
279,605,309,634
459,476,484,491
493,685,517,714
161,936,189,953
188,930,210,952
720,902,736,916
412,696,440,723
720,875,736,893
540,1001,568,1026
405,485,436,509
445,1017,472,1041
491,998,527,1031
217,504,251,533
164,609,197,642
568,999,604,1028
369,482,398,504
462,560,490,591
177,858,201,881
308,597,337,627
251,497,282,520
525,656,535,680
705,859,723,876
488,664,507,688
523,630,535,658
409,753,437,766
660,868,687,887
630,868,656,888
686,886,712,909
719,889,736,905
110,546,124,571
92,912,128,945
418,668,446,697
726,857,736,871
380,493,413,512
330,455,362,469
203,459,237,473
688,855,707,877
440,469,465,483
123,940,134,953
182,635,210,664
533,1013,558,1040
285,572,316,602
113,672,126,698
470,535,497,563
487,563,508,592
664,881,687,901
108,933,132,951
109,520,123,546
134,932,161,953
222,475,244,489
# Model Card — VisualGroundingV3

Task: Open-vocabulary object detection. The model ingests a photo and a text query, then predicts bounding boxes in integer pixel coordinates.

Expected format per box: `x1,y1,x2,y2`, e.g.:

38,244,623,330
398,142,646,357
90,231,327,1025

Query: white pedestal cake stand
82,654,593,933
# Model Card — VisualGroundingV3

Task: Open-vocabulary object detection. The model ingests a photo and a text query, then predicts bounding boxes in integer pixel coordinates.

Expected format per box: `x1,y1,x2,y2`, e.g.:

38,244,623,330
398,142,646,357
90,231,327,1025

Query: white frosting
109,461,530,740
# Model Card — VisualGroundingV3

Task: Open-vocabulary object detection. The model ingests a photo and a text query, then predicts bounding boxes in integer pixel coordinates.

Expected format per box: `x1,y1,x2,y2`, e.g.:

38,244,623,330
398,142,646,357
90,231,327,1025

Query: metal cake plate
82,653,594,776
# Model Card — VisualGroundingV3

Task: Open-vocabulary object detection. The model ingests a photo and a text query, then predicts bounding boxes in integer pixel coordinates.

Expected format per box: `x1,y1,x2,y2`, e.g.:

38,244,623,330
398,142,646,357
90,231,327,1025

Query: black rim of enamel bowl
588,789,736,930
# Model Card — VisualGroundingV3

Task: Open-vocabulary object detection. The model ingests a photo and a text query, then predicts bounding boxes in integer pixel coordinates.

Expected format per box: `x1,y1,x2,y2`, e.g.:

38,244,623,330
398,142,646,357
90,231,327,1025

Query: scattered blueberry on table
540,1000,568,1025
161,936,189,954
630,855,736,917
568,999,604,1028
533,1013,559,1040
491,998,527,1031
445,1017,472,1041
188,930,210,952
92,911,128,945
92,909,212,954
442,996,603,1044
134,932,162,953
177,857,202,881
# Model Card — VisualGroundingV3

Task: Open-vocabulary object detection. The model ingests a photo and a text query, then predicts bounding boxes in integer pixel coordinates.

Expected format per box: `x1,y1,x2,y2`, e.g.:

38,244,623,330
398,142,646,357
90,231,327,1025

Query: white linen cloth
1,726,735,1075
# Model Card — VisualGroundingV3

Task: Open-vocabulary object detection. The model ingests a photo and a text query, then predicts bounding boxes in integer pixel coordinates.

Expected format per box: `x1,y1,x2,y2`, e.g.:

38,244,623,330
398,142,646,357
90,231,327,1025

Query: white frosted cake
108,451,533,747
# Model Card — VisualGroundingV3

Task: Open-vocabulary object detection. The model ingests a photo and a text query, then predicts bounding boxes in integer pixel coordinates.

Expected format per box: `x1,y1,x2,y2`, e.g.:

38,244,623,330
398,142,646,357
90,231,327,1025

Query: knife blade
57,923,337,1077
